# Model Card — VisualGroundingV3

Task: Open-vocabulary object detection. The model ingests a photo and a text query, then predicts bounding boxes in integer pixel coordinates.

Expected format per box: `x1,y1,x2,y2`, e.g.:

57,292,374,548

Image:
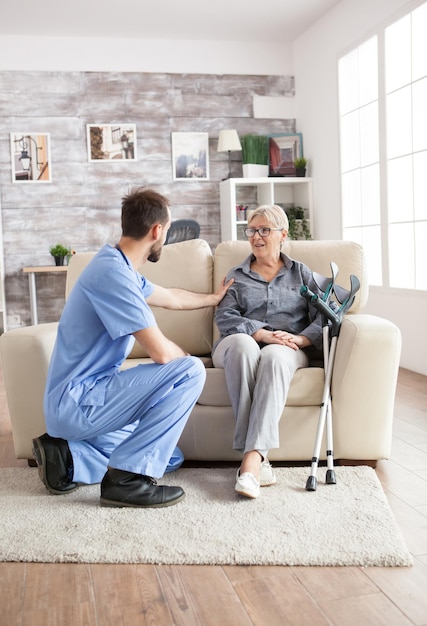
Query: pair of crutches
300,263,360,491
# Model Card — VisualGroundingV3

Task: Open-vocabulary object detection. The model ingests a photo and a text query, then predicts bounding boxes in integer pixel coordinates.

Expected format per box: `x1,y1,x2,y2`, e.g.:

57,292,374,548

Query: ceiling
0,0,341,43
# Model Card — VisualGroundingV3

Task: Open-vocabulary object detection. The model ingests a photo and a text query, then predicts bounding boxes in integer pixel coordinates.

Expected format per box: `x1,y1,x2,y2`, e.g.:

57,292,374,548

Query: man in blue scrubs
32,187,232,508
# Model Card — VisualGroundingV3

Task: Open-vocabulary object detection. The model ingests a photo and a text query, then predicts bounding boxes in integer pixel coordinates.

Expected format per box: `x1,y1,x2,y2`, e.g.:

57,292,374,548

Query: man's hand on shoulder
147,277,234,311
212,277,234,306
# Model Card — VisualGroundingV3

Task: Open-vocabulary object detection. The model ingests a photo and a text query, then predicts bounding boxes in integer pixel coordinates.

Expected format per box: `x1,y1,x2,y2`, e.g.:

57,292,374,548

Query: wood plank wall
0,71,294,326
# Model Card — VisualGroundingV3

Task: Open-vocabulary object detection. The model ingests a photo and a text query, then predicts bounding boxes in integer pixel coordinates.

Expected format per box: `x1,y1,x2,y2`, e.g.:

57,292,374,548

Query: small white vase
242,164,269,178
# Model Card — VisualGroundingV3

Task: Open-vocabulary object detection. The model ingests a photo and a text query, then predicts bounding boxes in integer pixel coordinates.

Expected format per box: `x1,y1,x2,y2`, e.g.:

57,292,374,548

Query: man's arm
146,278,234,310
133,326,188,364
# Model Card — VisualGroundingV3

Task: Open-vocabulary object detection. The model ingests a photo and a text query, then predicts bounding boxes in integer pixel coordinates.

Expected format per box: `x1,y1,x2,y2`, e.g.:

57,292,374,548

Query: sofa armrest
331,314,401,460
0,322,58,458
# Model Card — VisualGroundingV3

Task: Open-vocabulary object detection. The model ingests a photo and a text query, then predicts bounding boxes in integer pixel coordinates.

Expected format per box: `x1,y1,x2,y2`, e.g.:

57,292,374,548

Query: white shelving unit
219,177,314,241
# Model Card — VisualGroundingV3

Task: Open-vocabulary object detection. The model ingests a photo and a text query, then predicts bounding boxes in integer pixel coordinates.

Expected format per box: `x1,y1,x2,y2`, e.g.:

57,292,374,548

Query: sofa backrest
66,239,214,357
213,240,369,311
213,239,369,346
66,252,97,297
131,238,213,357
66,238,368,358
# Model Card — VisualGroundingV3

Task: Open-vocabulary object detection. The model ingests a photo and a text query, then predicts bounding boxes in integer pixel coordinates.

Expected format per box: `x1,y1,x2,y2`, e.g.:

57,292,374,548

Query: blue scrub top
44,244,156,417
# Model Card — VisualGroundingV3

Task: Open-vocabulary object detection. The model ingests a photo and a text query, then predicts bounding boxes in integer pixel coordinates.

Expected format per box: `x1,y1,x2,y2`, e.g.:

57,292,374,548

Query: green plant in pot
294,156,307,177
286,206,312,240
241,134,269,178
49,243,70,266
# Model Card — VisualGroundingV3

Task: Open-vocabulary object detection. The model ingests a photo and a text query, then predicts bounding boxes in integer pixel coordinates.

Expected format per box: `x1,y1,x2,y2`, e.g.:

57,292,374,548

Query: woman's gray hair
248,205,289,231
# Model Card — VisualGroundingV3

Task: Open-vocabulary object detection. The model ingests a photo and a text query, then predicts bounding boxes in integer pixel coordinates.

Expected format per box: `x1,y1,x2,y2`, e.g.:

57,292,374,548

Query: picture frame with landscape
171,132,209,181
268,133,303,177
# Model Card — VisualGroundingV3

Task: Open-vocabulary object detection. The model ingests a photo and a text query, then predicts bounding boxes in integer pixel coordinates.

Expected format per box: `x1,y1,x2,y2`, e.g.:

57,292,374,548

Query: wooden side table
22,265,68,325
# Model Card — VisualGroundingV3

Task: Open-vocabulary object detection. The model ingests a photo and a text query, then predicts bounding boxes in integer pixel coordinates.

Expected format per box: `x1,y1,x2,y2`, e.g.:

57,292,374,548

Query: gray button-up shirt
214,252,324,350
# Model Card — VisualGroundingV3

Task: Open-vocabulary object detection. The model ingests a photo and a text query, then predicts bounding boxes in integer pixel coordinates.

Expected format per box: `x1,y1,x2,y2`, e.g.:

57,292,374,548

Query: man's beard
147,242,162,263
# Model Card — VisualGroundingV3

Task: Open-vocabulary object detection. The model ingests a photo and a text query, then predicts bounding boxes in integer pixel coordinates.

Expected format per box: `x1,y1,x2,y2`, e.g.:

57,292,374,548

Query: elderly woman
212,204,323,499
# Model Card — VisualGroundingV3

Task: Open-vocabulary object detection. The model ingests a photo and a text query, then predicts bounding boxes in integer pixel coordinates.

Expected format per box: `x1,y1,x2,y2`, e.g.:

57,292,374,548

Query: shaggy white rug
0,466,412,566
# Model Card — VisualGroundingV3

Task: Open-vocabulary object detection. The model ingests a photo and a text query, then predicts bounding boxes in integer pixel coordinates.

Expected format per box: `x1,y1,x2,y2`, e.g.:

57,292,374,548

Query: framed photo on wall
268,133,303,177
87,124,137,161
10,133,52,183
171,132,209,180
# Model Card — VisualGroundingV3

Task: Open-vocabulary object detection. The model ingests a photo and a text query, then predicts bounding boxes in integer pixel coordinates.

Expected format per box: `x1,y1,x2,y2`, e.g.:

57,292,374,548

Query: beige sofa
0,238,401,465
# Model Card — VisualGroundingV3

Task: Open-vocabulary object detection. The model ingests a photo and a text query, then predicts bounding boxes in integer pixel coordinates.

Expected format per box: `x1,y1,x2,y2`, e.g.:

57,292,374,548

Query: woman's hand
252,329,311,350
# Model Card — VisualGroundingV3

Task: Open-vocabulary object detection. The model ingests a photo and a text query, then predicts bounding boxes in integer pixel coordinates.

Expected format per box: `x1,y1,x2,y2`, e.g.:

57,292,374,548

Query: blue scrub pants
52,356,206,484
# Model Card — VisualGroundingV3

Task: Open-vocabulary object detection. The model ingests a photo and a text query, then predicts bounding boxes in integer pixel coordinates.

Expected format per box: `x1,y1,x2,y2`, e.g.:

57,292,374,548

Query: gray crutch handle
300,285,341,335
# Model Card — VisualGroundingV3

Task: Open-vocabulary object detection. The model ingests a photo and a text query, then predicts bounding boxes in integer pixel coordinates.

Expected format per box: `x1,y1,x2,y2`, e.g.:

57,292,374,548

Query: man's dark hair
121,187,170,239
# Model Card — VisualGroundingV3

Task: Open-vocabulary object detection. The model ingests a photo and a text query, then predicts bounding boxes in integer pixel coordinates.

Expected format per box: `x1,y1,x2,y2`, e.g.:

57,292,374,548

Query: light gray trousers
212,334,308,458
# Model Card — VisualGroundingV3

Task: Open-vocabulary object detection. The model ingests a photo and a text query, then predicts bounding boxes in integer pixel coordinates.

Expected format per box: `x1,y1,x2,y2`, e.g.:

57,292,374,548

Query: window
385,3,427,290
338,1,427,291
339,36,382,286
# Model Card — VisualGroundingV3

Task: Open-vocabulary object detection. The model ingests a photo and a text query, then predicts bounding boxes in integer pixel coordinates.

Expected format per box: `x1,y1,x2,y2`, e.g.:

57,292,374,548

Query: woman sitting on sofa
212,204,323,499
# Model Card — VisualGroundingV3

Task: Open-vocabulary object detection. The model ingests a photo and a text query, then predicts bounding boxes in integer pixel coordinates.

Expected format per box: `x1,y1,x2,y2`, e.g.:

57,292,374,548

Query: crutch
310,263,339,488
300,272,360,491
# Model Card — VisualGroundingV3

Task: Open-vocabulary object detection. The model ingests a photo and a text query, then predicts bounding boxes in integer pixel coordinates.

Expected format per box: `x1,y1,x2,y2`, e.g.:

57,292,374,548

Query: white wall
0,35,292,75
293,0,427,375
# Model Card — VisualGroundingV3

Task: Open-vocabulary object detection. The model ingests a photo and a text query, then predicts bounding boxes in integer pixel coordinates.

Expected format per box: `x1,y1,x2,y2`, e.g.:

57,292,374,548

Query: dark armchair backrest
165,219,200,244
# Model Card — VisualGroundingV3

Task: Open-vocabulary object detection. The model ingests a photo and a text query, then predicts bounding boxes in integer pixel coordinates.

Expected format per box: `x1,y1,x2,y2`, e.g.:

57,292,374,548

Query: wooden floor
0,366,426,626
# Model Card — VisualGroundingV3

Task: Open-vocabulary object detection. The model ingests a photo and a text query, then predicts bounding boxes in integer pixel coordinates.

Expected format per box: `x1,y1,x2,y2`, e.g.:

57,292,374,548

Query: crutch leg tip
326,469,336,484
305,476,317,491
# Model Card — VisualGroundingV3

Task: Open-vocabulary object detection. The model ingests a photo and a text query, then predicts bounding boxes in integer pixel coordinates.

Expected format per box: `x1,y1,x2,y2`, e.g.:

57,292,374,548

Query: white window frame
338,0,427,294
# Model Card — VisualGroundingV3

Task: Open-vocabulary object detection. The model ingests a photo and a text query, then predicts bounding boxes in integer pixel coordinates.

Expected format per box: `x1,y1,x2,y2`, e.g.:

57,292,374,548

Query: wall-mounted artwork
268,133,303,177
171,132,209,180
10,133,52,183
87,124,137,161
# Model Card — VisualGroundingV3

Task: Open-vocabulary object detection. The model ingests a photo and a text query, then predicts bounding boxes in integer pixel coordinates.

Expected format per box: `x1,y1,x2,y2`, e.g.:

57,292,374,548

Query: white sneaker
235,471,260,499
259,460,277,487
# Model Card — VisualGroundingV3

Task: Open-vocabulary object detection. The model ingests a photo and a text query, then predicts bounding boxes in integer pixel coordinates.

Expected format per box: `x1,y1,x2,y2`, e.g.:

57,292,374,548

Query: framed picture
87,124,137,161
10,133,52,183
171,132,209,180
268,133,303,177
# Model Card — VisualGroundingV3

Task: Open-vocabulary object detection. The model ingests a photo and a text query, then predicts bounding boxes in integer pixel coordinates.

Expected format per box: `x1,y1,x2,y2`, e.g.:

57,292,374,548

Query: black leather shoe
100,468,185,508
32,433,78,495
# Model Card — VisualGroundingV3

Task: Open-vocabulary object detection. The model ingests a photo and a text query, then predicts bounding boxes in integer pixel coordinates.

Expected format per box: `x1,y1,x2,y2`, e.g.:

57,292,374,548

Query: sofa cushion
213,240,368,309
197,365,325,407
120,357,325,408
212,239,369,343
129,238,214,357
67,240,214,358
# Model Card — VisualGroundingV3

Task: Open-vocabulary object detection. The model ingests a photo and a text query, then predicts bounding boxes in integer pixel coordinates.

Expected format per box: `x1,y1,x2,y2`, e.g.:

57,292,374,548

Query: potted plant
49,243,71,266
294,157,307,177
241,134,269,178
286,206,312,240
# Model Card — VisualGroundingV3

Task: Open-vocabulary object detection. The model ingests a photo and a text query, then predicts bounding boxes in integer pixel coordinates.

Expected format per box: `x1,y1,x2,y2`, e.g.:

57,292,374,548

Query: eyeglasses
244,227,283,238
